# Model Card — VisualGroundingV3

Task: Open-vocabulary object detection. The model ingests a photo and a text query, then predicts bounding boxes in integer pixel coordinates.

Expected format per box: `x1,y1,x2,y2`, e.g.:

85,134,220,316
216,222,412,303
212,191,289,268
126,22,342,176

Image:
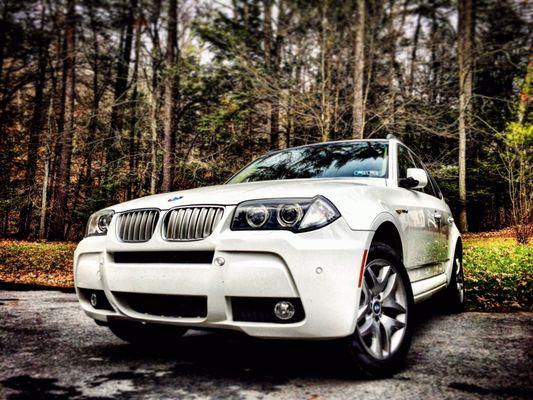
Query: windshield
227,141,389,184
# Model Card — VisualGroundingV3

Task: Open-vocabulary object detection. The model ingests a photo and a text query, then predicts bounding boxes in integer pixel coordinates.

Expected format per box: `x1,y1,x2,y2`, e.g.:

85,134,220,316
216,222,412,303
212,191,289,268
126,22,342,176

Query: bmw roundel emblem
168,195,183,202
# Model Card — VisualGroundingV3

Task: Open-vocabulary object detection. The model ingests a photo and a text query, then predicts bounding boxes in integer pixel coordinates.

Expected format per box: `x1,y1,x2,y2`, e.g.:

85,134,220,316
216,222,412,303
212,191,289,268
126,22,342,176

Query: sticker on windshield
353,171,380,177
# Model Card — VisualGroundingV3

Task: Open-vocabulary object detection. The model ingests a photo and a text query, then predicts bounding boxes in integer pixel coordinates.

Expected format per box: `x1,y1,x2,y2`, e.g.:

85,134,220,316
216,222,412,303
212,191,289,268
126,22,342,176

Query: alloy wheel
356,261,408,360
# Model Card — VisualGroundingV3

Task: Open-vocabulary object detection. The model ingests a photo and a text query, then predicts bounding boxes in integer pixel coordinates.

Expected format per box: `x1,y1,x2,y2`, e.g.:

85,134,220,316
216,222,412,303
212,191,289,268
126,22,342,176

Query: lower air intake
113,292,207,318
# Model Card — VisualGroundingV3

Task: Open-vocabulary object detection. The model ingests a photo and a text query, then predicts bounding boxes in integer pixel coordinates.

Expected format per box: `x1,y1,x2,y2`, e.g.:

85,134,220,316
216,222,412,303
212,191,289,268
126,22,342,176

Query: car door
395,144,438,269
409,150,450,264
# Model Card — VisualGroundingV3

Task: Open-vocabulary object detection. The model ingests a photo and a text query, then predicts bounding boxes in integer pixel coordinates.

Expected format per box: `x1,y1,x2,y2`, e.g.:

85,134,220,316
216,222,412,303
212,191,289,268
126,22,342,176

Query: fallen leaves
0,240,76,288
0,236,531,312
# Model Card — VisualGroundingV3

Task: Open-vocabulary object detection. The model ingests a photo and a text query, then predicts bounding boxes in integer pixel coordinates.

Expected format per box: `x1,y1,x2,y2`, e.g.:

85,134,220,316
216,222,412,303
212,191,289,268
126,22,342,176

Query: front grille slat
164,206,224,241
118,214,126,239
151,210,158,235
139,212,148,241
127,212,136,240
122,213,130,239
144,211,155,240
132,212,141,241
188,208,200,239
166,209,177,239
181,209,192,239
196,208,208,238
174,209,185,238
204,208,215,238
117,209,159,242
214,209,223,230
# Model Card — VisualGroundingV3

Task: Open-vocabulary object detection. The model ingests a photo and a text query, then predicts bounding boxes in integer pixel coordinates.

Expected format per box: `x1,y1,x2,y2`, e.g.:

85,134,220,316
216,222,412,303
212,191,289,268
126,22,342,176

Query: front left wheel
343,242,414,378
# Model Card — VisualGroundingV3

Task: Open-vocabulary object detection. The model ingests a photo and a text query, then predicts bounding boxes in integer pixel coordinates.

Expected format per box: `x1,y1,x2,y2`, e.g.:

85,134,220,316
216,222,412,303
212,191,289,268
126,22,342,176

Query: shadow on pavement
83,301,444,384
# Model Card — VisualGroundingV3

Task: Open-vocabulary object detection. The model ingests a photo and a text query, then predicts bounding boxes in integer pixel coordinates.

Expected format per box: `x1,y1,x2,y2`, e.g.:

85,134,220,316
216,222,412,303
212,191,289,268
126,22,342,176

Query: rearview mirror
399,168,428,189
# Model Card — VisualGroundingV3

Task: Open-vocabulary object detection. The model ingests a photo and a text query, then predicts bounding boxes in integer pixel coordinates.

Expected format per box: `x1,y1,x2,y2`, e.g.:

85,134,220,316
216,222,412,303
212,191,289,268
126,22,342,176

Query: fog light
90,293,98,307
274,301,295,320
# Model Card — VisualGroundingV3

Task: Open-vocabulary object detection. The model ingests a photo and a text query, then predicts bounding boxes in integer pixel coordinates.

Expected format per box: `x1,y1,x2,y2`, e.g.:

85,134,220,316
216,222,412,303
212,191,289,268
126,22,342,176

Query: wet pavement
0,290,531,399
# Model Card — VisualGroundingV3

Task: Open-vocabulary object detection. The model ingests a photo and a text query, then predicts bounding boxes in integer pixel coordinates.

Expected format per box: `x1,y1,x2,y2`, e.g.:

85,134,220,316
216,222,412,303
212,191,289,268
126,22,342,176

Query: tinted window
227,142,389,183
397,145,416,179
408,149,442,198
427,170,443,198
407,150,434,196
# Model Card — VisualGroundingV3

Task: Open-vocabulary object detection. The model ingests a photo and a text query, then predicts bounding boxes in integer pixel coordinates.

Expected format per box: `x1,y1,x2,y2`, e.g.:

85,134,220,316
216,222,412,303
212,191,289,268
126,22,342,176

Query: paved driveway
0,290,531,399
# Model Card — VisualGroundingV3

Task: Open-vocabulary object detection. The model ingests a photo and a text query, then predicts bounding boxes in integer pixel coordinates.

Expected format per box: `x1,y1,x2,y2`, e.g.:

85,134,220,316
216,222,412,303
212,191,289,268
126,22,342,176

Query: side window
397,145,415,179
428,172,443,199
407,151,430,195
409,151,441,198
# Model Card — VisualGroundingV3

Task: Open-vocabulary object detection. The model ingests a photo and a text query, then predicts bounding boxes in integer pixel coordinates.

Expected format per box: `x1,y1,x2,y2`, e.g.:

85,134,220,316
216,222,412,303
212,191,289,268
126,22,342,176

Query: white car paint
74,138,461,339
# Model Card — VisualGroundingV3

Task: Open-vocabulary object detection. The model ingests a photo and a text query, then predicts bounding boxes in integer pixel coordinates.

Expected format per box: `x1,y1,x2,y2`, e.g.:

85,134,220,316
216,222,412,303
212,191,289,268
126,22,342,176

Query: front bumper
74,208,371,339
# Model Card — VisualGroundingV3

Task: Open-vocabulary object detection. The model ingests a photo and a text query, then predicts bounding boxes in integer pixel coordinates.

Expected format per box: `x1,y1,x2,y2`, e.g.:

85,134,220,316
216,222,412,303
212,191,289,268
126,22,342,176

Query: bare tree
457,0,474,232
49,0,76,240
501,56,532,244
106,0,137,185
161,0,178,192
19,7,49,236
352,0,365,139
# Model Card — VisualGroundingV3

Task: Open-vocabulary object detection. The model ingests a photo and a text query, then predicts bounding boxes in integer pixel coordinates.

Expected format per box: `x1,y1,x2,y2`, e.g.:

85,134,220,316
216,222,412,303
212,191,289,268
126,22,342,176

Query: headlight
231,196,340,232
85,210,114,237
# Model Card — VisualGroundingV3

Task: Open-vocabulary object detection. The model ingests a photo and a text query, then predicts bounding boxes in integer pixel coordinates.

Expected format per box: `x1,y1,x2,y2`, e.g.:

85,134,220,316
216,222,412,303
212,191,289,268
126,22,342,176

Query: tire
343,242,414,378
440,243,465,313
108,320,188,345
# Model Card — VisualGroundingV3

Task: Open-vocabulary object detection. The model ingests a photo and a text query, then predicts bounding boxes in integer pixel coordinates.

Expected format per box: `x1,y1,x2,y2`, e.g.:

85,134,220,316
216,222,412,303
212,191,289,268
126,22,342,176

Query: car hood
108,178,387,213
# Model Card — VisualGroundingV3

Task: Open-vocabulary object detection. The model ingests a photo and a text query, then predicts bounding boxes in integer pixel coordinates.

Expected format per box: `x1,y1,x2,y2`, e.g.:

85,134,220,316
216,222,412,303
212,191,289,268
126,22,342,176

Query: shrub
463,237,532,311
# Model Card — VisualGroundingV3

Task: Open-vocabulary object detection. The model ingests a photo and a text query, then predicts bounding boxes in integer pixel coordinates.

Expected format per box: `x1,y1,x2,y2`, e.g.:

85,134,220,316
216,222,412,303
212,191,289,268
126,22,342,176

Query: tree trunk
161,0,178,192
107,0,137,169
319,3,333,142
352,0,365,139
263,0,280,149
128,20,142,200
0,1,8,88
150,90,159,195
49,0,76,240
83,2,102,203
409,12,422,92
19,34,48,237
39,96,57,240
457,0,474,232
149,0,162,195
429,0,438,103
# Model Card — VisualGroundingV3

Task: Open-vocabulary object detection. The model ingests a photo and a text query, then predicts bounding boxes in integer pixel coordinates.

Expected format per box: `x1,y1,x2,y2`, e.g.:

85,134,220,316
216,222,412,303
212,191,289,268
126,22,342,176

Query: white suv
74,138,464,376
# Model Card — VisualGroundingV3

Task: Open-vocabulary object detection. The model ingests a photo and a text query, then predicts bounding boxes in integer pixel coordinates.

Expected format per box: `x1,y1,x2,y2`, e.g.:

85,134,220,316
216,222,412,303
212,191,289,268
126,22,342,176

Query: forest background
0,0,531,243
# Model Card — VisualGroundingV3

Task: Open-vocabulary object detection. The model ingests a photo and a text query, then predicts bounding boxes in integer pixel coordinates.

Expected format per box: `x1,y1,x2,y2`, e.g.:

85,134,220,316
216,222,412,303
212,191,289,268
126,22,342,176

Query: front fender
368,211,408,263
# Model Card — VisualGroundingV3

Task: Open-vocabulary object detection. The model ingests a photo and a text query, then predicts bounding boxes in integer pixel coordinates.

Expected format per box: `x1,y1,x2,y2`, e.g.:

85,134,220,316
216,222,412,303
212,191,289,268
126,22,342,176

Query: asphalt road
0,290,531,400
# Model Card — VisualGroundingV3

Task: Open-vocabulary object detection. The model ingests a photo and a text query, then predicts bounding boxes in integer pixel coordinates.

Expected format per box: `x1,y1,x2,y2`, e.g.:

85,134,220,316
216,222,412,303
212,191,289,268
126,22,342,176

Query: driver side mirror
399,168,428,189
